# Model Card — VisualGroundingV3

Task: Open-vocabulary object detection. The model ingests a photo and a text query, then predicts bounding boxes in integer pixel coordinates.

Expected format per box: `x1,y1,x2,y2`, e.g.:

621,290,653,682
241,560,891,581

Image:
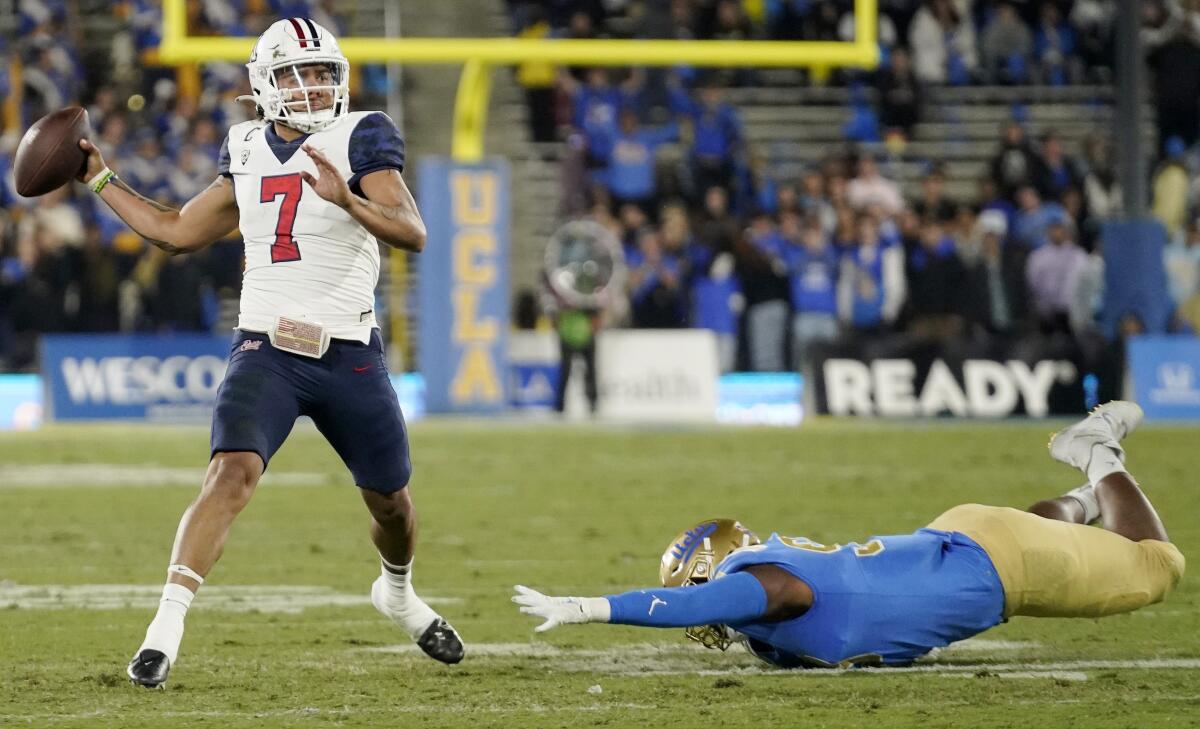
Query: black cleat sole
127,649,170,688
416,618,465,664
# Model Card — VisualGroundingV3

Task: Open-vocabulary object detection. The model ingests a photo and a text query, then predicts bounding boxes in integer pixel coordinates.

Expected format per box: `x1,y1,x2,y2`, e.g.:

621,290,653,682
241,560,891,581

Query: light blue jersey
715,529,1006,667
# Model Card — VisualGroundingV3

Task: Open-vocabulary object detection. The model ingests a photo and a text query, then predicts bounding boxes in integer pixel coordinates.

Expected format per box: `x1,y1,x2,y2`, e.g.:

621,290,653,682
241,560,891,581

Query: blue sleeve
217,137,231,178
605,571,768,628
348,112,406,196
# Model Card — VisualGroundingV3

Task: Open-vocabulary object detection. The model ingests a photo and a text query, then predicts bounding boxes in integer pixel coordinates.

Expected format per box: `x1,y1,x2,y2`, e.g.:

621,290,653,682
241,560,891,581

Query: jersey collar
265,123,311,164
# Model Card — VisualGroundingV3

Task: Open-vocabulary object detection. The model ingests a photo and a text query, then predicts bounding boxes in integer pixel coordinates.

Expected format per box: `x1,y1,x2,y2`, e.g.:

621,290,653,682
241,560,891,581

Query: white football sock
138,582,195,665
1063,483,1100,524
379,557,438,639
1086,444,1128,487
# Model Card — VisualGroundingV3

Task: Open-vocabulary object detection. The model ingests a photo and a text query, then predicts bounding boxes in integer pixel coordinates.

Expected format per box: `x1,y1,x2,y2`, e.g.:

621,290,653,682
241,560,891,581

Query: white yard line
0,582,460,613
0,464,326,487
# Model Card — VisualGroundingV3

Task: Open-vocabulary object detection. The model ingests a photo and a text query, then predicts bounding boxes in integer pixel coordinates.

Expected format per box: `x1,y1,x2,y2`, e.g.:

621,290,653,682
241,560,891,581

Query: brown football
14,107,91,197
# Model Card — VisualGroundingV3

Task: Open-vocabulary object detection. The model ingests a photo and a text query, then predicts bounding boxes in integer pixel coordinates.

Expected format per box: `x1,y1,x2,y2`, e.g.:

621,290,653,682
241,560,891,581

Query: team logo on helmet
659,518,761,651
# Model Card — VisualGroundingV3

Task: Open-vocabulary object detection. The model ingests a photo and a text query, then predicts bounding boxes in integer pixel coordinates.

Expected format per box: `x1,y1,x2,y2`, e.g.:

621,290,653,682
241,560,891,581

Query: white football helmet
241,18,350,133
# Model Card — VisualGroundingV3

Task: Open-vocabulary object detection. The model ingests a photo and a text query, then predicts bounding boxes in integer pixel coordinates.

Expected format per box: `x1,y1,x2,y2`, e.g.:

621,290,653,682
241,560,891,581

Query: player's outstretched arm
301,144,426,253
513,572,772,633
77,139,239,256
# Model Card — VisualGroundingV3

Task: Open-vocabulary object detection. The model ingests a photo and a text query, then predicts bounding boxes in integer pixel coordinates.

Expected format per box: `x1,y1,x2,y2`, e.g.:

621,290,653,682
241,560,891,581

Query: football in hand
14,107,92,197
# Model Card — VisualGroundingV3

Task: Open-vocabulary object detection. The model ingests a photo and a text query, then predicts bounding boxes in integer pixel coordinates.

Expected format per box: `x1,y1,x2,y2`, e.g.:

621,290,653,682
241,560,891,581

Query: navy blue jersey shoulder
348,112,406,195
218,137,232,178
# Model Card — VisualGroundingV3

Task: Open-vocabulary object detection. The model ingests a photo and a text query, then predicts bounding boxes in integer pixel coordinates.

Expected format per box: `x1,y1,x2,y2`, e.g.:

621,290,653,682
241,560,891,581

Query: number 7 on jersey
261,174,303,263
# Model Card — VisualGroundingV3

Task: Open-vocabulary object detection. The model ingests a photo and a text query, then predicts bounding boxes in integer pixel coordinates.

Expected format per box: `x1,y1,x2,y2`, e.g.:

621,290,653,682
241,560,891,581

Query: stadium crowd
1,0,1199,379
509,0,1200,374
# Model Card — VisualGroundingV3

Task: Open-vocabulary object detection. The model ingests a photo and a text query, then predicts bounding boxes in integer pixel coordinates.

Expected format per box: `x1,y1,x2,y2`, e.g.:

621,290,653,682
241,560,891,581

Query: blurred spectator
601,109,678,215
991,122,1044,199
680,81,743,199
837,213,906,332
1071,0,1115,81
566,68,625,169
1148,25,1200,148
847,154,904,216
690,251,742,373
1151,137,1190,237
738,212,790,371
875,46,922,139
1165,217,1200,306
963,211,1030,335
516,7,559,143
627,228,686,328
1081,134,1122,220
783,213,840,371
1026,214,1088,333
912,164,956,222
1033,3,1079,85
905,218,967,339
796,167,837,234
908,0,978,85
980,3,1033,85
1014,185,1067,249
1035,131,1082,200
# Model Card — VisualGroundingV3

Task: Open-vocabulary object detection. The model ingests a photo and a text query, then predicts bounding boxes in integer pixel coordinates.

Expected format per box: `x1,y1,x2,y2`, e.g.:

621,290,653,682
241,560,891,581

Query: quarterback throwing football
515,402,1185,668
77,18,464,687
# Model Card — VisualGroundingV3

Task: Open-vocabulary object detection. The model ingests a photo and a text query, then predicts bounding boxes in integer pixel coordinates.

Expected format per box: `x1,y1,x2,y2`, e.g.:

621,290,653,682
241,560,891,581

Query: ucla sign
418,158,509,413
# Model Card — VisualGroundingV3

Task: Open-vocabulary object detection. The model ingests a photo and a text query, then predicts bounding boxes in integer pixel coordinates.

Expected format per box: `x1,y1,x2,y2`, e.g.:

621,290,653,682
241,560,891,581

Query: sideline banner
417,157,510,414
1127,336,1200,420
811,339,1084,417
41,334,230,421
595,329,718,422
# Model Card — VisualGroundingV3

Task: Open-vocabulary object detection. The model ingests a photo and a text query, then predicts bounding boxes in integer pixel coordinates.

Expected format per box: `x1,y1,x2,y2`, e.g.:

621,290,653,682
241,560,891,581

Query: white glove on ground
512,585,611,632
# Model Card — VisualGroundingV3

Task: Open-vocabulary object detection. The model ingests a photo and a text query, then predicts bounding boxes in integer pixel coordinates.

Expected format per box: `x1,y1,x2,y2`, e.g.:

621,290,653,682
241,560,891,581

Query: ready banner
1127,335,1200,420
810,339,1084,417
41,334,230,421
417,157,510,414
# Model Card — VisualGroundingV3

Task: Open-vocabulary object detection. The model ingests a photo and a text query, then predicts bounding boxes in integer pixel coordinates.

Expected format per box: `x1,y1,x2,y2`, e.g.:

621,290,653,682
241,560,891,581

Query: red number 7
261,174,303,263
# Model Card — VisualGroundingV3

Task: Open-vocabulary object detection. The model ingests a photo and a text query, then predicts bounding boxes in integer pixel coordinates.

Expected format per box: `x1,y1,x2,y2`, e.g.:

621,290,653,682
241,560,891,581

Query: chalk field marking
0,582,460,613
0,464,326,487
361,642,1200,682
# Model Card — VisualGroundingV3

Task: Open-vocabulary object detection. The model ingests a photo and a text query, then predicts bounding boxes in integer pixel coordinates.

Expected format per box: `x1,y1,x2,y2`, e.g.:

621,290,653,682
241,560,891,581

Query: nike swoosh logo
353,366,371,373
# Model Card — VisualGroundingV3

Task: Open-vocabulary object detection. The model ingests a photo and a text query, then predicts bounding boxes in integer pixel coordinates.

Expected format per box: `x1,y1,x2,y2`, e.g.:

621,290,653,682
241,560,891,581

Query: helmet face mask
659,519,761,651
244,19,350,134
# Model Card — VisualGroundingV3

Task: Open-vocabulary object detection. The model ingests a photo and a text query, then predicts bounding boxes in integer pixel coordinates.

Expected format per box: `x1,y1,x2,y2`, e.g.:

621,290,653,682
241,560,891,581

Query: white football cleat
371,576,464,664
1048,400,1144,472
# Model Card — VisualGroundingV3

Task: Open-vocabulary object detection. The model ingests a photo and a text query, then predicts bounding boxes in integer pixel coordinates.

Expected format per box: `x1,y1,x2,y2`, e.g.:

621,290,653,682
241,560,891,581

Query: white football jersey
220,110,406,342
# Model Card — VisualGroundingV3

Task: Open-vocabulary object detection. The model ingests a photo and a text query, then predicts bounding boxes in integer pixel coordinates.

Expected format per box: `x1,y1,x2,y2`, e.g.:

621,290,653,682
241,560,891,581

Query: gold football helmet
659,518,761,650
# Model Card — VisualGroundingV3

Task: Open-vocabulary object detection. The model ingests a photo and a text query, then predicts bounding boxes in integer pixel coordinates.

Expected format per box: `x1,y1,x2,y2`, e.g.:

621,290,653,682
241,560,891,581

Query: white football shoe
1048,400,1144,472
371,576,464,664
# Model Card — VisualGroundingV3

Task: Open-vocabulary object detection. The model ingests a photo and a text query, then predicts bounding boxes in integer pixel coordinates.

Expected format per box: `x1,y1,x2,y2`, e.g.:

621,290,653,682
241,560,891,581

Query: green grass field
0,419,1197,728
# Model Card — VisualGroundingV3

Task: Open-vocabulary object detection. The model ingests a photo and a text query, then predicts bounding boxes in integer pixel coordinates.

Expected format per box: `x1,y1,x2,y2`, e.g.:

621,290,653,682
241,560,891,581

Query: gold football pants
928,504,1185,619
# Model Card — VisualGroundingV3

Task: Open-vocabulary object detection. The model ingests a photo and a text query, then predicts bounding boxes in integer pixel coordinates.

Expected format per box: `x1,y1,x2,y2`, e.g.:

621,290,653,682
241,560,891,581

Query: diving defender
514,402,1184,668
76,18,464,687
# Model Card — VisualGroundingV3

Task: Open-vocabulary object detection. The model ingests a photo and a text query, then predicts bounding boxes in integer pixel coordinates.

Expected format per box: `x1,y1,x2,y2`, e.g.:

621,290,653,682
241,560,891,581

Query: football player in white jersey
75,17,464,688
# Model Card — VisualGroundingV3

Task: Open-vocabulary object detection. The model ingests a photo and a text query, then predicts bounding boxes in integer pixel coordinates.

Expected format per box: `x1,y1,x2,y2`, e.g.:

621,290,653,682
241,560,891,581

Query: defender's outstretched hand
512,585,610,633
300,144,352,208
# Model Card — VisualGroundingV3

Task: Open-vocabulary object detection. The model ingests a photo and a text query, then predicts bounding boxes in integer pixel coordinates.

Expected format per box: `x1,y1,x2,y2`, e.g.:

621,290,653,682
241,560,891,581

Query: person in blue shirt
515,402,1184,668
601,108,679,213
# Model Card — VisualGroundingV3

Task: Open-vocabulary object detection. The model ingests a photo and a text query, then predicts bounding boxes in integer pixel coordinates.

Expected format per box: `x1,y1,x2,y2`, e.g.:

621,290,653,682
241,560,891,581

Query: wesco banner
810,339,1084,417
417,158,510,414
41,334,230,421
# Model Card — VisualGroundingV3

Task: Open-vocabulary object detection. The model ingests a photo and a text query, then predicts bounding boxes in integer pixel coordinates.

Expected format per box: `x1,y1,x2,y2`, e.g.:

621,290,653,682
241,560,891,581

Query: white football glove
512,585,611,633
